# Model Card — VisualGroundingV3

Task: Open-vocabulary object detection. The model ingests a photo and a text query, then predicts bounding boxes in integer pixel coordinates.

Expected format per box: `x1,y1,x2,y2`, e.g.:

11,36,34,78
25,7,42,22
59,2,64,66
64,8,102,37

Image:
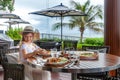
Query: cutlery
64,61,75,68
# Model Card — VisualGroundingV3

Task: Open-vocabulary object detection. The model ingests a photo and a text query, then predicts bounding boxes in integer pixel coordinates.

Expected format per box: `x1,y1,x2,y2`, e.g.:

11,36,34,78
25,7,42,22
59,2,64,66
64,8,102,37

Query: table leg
71,73,77,80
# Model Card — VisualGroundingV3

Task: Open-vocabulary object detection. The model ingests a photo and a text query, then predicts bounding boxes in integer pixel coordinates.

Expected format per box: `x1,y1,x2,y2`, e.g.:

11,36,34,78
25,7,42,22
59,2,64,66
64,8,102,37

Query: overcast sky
0,0,104,37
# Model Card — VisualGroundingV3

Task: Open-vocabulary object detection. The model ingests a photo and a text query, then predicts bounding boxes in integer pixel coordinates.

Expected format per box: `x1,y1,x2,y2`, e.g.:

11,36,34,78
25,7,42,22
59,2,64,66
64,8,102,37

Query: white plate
46,57,69,65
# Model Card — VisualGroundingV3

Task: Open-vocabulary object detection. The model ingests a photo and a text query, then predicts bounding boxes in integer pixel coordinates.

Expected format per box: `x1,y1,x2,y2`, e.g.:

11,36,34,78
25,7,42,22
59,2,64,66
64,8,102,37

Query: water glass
50,48,58,58
70,54,80,62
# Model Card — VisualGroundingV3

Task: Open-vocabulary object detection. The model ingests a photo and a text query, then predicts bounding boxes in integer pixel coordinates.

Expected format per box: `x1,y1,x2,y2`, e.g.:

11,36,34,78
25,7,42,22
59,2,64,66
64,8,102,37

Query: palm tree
52,0,103,43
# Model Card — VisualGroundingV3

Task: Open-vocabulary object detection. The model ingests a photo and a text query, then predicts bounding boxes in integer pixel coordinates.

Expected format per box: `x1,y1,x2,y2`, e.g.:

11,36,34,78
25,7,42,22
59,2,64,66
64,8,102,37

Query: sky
0,0,104,37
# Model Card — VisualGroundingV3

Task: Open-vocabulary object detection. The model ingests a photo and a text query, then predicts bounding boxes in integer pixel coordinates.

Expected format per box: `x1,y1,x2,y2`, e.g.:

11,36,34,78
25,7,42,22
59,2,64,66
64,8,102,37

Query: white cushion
6,52,19,63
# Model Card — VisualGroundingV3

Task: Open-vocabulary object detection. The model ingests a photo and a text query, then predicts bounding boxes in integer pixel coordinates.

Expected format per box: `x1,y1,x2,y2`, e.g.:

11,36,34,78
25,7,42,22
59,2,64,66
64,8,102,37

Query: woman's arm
33,43,49,54
37,48,50,54
21,49,38,59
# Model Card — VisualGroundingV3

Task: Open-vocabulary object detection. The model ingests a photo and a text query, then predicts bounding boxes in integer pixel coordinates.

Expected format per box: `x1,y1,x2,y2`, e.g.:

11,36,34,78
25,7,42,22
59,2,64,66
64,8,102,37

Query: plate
44,57,69,67
80,52,98,60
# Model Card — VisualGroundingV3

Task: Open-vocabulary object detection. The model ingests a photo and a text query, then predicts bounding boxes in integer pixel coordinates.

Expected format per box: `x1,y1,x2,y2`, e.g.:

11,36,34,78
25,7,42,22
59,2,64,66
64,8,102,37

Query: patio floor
51,73,71,80
0,71,3,80
0,70,71,80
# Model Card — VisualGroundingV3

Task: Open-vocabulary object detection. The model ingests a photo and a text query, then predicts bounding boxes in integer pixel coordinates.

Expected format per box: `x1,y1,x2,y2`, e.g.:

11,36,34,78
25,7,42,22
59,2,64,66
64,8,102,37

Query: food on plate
80,52,96,57
47,57,68,64
60,53,69,58
60,51,69,58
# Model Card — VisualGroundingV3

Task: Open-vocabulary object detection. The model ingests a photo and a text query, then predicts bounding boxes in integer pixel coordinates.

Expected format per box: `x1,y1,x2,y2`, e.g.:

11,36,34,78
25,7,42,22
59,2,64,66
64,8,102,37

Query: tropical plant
52,0,103,43
83,38,104,46
6,27,23,40
77,38,104,50
0,0,15,13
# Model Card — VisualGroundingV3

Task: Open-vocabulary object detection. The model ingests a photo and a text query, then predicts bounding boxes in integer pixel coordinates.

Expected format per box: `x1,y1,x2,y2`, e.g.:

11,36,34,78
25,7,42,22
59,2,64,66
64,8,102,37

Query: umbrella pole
9,18,12,29
61,15,64,50
18,23,19,28
61,15,63,42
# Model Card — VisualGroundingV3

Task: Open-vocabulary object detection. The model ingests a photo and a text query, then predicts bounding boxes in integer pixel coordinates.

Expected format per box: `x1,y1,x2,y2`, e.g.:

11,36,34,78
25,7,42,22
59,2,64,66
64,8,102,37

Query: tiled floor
0,64,71,80
51,73,71,80
0,71,3,80
0,71,71,80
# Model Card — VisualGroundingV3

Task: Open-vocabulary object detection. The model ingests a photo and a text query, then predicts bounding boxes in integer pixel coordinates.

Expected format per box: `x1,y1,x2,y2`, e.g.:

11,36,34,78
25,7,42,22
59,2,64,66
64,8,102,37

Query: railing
40,33,81,41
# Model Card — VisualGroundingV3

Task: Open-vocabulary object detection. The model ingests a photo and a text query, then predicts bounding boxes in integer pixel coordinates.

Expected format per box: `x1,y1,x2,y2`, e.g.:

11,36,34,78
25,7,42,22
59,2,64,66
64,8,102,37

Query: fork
64,61,75,68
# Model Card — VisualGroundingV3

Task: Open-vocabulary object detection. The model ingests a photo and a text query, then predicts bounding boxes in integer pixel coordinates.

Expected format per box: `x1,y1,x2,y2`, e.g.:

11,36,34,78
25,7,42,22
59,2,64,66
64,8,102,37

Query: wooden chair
34,41,61,51
0,49,8,64
77,46,110,80
63,40,77,50
0,49,25,80
82,46,110,53
3,63,24,80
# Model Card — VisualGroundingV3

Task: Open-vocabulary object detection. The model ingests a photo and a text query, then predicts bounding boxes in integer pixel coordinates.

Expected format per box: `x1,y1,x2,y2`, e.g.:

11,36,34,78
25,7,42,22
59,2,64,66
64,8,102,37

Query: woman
19,26,51,80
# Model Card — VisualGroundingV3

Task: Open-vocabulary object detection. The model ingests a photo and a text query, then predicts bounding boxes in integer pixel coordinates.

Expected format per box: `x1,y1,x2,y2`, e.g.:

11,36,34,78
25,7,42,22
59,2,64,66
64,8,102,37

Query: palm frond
83,0,90,12
88,27,103,32
87,11,102,22
52,22,73,30
70,0,82,10
52,23,61,30
86,22,103,27
86,5,93,14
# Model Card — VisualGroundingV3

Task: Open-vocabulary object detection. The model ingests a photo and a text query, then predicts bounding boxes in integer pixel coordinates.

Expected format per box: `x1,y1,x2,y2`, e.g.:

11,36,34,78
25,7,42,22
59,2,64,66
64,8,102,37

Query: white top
19,43,39,62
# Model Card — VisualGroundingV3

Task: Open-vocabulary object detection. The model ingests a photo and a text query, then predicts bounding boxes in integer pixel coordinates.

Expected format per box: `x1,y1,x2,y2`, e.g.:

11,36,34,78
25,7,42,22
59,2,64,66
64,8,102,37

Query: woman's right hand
33,50,40,55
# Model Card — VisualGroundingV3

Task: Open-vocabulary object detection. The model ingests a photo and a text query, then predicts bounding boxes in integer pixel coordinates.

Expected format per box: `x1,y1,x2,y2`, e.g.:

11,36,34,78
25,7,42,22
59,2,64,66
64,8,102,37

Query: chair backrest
64,40,78,50
0,48,19,64
82,46,110,53
0,49,8,64
0,49,24,80
34,41,61,51
3,62,25,80
0,42,10,49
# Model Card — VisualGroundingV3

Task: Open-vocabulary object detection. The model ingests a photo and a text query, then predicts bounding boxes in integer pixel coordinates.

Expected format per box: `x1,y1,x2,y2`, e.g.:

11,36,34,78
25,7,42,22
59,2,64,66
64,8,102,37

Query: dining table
25,51,120,80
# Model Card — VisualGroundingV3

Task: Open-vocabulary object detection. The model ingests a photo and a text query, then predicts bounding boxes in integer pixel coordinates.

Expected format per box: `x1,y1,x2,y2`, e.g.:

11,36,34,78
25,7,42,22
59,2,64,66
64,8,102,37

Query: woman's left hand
37,48,49,54
33,50,40,55
42,49,48,54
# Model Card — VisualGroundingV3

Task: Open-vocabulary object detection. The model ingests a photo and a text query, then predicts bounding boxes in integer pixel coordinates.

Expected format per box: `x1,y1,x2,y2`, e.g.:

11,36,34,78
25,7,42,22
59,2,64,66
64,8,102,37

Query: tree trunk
80,27,84,44
80,31,84,44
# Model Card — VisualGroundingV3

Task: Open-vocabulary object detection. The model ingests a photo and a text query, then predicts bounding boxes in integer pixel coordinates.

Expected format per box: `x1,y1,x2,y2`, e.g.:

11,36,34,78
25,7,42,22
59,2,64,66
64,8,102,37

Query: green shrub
83,38,104,46
6,27,23,40
77,38,104,50
77,44,94,50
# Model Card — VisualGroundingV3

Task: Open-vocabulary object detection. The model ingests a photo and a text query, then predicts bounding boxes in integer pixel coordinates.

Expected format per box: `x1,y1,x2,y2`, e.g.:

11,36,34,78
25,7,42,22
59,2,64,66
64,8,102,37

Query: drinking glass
50,48,58,58
70,53,80,63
